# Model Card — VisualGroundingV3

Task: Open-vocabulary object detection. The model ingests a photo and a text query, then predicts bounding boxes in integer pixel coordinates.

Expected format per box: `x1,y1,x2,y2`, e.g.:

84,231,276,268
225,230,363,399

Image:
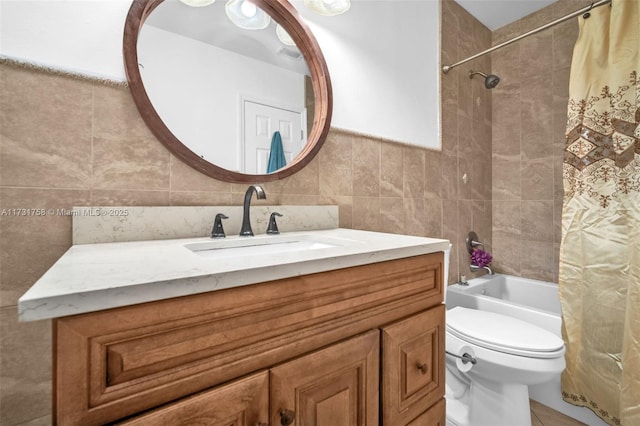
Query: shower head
469,70,500,89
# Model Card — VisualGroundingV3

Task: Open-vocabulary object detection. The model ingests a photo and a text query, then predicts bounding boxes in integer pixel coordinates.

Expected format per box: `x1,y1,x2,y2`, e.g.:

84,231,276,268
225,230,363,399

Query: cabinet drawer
382,305,445,425
117,371,269,426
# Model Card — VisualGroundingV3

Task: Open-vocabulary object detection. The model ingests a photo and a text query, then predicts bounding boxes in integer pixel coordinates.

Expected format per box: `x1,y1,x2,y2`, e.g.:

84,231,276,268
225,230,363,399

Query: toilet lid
447,307,564,358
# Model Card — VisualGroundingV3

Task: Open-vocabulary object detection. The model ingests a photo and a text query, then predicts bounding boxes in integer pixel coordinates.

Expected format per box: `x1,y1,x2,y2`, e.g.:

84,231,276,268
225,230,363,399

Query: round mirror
123,0,332,183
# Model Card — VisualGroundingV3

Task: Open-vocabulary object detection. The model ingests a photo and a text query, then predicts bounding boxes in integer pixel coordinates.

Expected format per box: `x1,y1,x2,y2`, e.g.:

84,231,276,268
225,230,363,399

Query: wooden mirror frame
123,0,332,183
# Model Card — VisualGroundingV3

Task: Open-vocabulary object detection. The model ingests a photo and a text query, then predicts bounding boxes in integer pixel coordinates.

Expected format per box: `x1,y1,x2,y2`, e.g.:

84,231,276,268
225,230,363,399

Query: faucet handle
266,212,283,234
211,213,228,238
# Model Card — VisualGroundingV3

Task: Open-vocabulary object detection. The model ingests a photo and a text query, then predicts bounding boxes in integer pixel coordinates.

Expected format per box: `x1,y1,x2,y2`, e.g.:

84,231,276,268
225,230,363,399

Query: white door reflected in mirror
243,100,306,174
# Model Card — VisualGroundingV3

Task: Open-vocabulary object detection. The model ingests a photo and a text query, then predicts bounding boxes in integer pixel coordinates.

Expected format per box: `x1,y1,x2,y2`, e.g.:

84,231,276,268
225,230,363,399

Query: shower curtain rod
441,0,612,74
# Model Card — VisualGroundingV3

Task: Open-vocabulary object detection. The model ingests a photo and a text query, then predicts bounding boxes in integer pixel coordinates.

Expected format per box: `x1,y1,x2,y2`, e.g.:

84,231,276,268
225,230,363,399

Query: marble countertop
18,228,449,322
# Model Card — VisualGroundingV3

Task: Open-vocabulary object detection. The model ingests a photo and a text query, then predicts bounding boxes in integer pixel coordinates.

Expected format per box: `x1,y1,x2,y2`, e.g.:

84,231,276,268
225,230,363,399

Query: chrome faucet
239,184,266,236
470,264,494,275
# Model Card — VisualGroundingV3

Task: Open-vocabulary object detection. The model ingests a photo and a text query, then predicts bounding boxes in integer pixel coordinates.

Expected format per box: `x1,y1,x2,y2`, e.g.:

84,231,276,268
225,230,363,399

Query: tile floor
531,400,587,426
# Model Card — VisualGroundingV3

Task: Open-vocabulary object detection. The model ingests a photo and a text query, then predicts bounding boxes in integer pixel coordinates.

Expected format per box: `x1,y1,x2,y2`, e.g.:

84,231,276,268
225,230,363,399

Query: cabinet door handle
417,362,428,375
280,408,296,425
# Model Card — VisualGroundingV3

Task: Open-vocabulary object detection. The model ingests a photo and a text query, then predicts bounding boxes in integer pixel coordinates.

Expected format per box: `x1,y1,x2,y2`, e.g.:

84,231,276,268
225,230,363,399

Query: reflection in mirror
123,0,331,183
139,0,314,174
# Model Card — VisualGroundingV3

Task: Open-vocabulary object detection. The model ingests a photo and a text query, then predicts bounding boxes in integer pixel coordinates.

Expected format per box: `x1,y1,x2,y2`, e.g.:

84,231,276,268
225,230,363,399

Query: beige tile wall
490,0,591,282
0,2,492,417
441,0,494,281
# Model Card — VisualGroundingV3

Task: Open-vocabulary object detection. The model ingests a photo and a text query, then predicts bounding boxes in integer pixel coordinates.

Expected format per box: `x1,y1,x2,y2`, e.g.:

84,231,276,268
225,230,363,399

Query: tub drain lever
446,351,477,365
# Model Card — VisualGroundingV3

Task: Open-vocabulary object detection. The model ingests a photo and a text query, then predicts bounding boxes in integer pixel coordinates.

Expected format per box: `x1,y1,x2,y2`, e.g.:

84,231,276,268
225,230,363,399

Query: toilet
442,248,566,426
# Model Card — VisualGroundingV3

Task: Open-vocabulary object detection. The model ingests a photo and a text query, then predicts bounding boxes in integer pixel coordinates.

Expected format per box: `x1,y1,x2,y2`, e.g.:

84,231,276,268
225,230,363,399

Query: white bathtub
446,274,607,426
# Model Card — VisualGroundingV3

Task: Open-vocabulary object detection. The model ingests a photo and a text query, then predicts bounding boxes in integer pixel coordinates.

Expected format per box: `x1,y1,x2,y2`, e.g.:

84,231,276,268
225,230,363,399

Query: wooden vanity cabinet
53,252,444,425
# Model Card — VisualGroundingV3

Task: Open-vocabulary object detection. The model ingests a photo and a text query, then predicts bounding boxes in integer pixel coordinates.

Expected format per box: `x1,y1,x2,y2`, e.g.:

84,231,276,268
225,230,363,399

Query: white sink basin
185,234,353,259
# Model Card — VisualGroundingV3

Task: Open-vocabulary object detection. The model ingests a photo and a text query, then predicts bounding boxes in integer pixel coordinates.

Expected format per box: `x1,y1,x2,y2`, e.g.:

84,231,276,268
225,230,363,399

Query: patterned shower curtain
560,0,639,425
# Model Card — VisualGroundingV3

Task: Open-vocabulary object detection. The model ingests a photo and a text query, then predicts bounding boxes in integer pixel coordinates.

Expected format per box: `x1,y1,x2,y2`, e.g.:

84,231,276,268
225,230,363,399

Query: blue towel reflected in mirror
267,131,287,173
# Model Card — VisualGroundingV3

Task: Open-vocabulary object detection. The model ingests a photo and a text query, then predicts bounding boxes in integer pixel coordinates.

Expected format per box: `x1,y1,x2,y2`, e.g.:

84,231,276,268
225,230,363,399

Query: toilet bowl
444,306,566,426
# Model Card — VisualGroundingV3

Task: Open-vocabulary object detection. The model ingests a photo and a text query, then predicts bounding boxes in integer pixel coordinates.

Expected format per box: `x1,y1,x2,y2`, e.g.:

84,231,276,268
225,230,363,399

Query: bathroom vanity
19,218,448,425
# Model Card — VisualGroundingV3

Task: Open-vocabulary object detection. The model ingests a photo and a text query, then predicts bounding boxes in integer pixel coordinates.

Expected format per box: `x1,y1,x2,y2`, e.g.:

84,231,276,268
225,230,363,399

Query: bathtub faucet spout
470,264,493,275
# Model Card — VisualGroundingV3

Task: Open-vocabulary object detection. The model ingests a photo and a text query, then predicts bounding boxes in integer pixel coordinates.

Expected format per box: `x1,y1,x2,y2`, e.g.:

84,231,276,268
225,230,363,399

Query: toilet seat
447,307,564,359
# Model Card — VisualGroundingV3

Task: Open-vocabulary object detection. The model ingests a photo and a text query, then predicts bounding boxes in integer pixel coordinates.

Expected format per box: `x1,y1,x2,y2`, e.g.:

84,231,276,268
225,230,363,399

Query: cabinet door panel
270,330,380,426
406,399,446,426
382,306,445,425
116,371,268,426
